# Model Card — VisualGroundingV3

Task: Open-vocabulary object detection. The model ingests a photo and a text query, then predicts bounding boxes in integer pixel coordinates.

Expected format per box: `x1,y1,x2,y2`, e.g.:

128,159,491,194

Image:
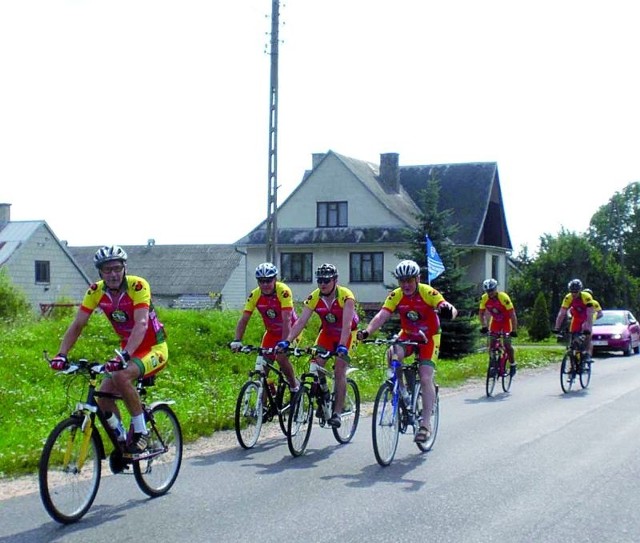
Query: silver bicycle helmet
393,260,421,280
315,263,338,279
568,278,583,293
93,245,128,269
255,262,278,279
482,278,498,292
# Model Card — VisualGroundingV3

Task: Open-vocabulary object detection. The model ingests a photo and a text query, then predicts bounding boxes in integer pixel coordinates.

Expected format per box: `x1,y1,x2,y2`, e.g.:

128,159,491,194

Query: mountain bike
286,347,360,457
39,353,183,524
233,345,293,449
484,331,514,397
559,332,592,393
366,338,439,467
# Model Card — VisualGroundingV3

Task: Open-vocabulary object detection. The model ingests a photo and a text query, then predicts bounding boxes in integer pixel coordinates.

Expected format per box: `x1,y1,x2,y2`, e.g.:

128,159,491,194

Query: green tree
528,291,551,341
397,176,476,357
0,268,31,324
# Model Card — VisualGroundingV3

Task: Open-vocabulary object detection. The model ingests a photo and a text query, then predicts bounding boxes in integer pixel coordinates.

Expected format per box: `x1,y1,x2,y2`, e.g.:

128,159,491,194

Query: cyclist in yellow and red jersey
479,278,518,375
277,263,359,429
49,245,168,455
230,262,299,391
356,260,457,444
554,278,595,361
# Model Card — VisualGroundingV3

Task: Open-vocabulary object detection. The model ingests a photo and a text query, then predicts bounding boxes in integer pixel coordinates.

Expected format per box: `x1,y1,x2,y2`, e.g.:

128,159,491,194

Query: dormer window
317,201,347,227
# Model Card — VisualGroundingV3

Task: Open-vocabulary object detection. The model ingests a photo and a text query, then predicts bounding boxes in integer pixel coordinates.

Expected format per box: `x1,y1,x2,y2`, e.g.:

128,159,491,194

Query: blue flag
426,235,445,283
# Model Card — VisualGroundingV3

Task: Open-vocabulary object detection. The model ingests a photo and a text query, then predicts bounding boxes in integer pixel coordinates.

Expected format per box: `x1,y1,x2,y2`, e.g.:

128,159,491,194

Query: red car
591,310,640,356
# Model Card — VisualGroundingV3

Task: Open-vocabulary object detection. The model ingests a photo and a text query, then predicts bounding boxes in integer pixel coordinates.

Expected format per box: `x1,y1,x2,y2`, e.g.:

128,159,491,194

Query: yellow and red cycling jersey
560,290,594,332
479,291,515,333
242,281,297,348
381,283,444,340
80,275,166,354
303,285,359,343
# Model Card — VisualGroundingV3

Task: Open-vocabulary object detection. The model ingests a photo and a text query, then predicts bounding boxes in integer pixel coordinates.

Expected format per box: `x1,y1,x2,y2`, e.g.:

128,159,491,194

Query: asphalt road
2,353,640,543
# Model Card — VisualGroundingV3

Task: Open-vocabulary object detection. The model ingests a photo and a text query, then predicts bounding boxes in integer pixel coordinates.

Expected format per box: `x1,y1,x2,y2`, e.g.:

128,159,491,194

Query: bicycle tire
372,381,400,466
234,380,263,449
277,383,293,436
485,353,498,397
134,404,183,497
580,359,592,389
287,387,313,457
415,385,439,452
560,352,575,393
501,353,513,393
332,378,361,444
39,417,101,524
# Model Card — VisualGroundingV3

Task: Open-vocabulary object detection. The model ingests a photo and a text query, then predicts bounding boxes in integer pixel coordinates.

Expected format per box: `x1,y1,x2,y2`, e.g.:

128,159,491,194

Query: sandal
414,426,430,443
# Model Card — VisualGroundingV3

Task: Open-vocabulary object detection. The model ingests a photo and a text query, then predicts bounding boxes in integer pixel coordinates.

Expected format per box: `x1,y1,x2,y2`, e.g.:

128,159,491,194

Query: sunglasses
101,265,125,274
317,277,334,285
257,278,275,284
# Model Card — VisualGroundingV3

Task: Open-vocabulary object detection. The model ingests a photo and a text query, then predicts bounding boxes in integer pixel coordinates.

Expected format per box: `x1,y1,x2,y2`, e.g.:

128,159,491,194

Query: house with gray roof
0,203,91,313
68,242,247,310
236,150,512,307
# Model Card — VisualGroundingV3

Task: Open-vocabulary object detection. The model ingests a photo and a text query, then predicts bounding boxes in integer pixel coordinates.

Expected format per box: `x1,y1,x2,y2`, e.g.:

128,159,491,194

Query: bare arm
123,306,149,355
555,308,567,330
233,312,251,341
287,306,313,342
58,309,91,355
340,298,356,346
364,309,392,336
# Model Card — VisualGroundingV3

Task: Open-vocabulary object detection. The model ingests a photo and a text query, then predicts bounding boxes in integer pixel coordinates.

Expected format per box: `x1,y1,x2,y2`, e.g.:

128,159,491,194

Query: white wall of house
221,255,248,310
3,224,89,313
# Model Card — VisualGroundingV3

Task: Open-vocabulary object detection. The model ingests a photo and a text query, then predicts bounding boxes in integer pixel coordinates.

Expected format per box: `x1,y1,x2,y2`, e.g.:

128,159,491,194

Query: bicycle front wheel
560,353,575,393
287,387,313,457
580,359,592,389
415,385,439,452
39,417,101,524
372,381,400,466
234,380,263,449
485,354,498,397
134,404,183,497
277,384,293,436
501,355,513,393
332,378,361,444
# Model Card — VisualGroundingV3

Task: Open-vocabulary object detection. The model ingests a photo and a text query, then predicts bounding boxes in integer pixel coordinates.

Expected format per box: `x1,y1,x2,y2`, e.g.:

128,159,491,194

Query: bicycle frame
560,332,592,393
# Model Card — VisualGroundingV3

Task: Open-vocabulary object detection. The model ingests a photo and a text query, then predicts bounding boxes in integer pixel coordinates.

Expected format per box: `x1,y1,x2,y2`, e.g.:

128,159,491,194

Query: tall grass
0,309,563,478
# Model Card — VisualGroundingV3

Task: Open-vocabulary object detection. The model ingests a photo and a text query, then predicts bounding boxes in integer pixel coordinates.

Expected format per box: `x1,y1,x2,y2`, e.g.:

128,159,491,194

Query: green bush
529,291,552,341
0,268,31,324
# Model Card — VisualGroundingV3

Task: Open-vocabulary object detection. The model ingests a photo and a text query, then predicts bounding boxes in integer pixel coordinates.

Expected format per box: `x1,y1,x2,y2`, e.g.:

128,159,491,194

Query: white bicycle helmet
255,262,278,279
93,245,128,269
393,260,421,280
482,278,498,292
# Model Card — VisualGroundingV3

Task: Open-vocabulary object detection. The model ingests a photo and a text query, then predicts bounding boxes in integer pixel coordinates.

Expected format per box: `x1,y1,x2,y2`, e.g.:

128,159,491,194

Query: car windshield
595,313,626,326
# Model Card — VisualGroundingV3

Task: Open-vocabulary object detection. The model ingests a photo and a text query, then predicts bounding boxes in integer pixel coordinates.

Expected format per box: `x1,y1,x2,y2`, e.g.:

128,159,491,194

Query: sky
1,1,639,255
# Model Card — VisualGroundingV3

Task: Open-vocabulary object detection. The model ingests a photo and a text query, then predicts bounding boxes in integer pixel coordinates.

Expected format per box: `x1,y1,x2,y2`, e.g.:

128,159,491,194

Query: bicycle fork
69,402,98,471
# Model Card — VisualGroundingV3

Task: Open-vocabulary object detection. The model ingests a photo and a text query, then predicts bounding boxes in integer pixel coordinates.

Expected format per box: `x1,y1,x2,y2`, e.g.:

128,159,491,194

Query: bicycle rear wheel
485,354,498,397
501,354,513,393
234,380,263,449
287,387,313,457
560,353,575,393
332,378,361,444
134,404,183,497
39,417,101,524
372,381,400,466
415,385,439,452
580,359,592,389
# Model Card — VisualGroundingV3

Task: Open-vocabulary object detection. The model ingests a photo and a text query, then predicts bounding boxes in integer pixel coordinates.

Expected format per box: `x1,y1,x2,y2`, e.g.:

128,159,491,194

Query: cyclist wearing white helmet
479,278,518,375
230,263,299,391
50,244,168,456
554,278,595,362
277,263,359,429
357,259,457,444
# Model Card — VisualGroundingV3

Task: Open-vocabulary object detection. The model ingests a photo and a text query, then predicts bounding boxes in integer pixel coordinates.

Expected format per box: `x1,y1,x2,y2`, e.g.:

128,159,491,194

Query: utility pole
265,0,280,263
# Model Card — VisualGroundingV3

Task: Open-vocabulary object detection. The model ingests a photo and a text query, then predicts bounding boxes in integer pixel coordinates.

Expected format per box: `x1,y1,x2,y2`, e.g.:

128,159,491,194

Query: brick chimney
379,153,400,193
0,203,11,223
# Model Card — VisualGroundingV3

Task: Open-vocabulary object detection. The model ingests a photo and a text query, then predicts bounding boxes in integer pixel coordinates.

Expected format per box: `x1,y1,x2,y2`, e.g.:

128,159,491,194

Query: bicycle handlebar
361,337,427,347
43,351,107,375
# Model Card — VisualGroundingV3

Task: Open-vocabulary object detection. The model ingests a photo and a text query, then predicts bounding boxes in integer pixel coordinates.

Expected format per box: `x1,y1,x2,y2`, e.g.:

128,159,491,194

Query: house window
35,260,50,284
281,253,313,282
491,255,500,282
317,201,348,227
350,252,384,282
